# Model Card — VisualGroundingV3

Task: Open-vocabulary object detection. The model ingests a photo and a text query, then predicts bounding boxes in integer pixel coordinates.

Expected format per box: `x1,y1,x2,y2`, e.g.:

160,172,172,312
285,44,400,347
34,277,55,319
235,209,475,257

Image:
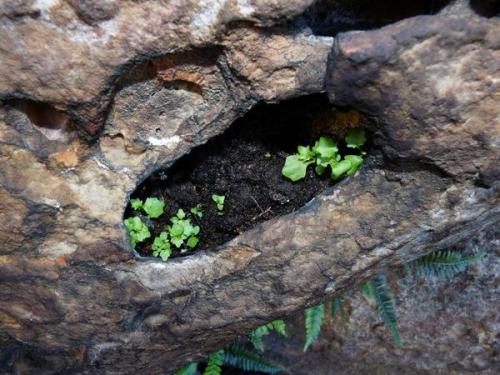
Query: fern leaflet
408,250,485,278
223,345,285,374
331,295,346,320
174,362,198,375
203,350,224,375
369,275,402,346
303,304,324,352
249,320,287,351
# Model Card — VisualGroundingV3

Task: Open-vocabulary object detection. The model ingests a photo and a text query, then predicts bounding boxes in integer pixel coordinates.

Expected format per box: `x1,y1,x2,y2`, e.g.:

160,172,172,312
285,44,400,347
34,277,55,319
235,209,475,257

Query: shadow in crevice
297,0,452,36
470,0,500,17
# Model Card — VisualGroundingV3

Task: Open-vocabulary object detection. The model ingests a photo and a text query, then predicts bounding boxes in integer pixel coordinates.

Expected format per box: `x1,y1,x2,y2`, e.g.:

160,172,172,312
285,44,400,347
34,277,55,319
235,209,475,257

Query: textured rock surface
0,0,498,374
258,226,500,374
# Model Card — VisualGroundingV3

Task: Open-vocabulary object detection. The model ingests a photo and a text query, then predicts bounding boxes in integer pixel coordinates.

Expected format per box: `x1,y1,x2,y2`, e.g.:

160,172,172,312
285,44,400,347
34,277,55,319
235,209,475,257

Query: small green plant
223,345,285,374
174,362,198,375
330,295,346,321
303,304,325,352
361,275,401,346
130,197,165,218
212,194,225,215
190,204,203,218
248,320,287,351
407,250,485,278
282,129,366,182
204,350,224,375
124,216,151,248
168,209,200,250
151,231,171,261
174,345,285,375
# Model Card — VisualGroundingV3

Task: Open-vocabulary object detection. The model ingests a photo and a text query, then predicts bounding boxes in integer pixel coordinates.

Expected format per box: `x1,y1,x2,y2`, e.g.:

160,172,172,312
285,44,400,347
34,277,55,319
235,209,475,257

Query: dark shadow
297,0,452,36
470,0,500,17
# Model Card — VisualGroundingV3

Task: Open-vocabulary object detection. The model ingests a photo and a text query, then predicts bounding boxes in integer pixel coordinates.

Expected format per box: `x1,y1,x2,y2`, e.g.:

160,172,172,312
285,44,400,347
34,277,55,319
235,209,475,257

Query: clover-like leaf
152,232,171,261
282,154,312,182
143,197,165,218
312,136,338,160
330,159,352,180
130,198,143,210
344,155,363,175
124,216,150,248
190,204,203,218
186,236,199,249
345,129,366,149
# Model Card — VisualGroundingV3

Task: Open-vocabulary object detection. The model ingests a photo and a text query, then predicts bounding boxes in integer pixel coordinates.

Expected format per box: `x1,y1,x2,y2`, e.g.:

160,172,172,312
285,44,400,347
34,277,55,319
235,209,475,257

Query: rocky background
0,0,498,374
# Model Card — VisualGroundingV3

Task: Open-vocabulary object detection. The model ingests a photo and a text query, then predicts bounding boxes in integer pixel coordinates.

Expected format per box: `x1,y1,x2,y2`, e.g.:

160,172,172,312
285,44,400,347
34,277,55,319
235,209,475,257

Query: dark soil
126,94,369,258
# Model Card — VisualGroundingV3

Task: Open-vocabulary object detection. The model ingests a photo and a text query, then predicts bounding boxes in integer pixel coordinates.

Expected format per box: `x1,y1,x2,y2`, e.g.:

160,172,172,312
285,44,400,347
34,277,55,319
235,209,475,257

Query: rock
0,0,498,374
258,226,500,374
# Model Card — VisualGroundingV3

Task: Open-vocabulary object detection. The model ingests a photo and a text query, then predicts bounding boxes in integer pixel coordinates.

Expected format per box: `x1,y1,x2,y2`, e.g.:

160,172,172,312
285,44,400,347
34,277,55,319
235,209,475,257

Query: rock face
258,226,500,374
0,1,498,374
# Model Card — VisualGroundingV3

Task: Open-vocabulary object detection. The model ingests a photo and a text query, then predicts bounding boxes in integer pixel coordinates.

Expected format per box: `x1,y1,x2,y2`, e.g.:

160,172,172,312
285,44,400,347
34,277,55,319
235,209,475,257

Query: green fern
303,304,325,352
174,362,198,375
331,295,346,321
368,275,402,346
248,320,287,351
408,250,485,278
223,345,285,374
203,350,224,375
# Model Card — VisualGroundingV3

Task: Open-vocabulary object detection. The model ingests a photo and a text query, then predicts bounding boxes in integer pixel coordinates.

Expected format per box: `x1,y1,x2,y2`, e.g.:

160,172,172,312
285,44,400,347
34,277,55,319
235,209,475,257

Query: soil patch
126,94,369,258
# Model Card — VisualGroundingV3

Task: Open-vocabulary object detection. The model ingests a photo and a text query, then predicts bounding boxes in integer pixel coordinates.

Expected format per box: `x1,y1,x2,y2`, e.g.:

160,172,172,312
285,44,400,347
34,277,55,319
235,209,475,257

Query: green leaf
176,208,186,220
297,145,314,161
282,154,312,182
152,232,171,261
368,275,402,346
330,159,352,180
212,194,225,205
130,198,143,210
344,155,363,175
267,319,287,337
171,237,184,248
312,136,338,160
407,250,486,279
170,223,184,237
223,345,285,374
203,350,224,375
174,362,198,375
190,204,203,218
142,197,165,219
124,216,150,248
331,295,346,321
186,236,199,249
304,304,324,351
345,129,367,149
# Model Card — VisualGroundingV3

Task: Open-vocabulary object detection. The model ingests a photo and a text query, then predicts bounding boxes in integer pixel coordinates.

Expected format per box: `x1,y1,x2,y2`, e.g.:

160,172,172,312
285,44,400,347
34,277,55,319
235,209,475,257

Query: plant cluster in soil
126,94,370,258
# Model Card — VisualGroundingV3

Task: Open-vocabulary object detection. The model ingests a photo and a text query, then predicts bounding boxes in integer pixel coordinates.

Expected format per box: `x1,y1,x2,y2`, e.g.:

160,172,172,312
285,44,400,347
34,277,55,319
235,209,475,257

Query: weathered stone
258,226,500,374
0,0,498,374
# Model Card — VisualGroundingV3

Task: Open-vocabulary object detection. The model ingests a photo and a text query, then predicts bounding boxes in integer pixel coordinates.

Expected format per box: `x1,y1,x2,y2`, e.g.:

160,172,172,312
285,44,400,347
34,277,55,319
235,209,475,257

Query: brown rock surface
0,0,498,374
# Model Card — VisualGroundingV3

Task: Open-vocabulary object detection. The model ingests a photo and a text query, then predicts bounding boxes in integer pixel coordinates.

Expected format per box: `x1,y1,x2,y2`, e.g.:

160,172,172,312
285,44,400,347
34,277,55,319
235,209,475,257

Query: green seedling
129,197,165,218
190,204,203,218
169,209,200,251
212,194,225,215
124,216,151,248
151,232,171,261
282,130,367,182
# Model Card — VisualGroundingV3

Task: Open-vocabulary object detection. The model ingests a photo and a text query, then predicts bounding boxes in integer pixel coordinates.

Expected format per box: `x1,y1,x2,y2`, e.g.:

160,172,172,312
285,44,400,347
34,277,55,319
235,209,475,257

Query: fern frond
303,304,325,352
174,362,198,375
408,251,485,279
203,350,224,375
248,325,268,351
248,319,287,351
331,295,346,321
369,275,401,346
267,320,287,337
223,345,285,374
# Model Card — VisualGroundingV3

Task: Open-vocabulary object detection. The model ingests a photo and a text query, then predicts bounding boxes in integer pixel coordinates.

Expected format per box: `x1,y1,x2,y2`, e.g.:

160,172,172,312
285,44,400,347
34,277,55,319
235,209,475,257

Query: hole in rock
125,94,372,259
470,0,500,17
19,100,73,141
299,0,451,36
